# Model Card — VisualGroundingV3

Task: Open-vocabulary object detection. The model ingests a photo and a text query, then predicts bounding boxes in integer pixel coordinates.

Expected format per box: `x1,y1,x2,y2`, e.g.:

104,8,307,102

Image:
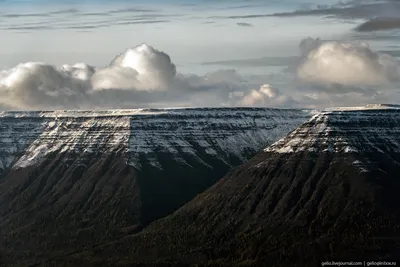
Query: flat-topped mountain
0,107,312,266
265,108,400,154
60,107,400,267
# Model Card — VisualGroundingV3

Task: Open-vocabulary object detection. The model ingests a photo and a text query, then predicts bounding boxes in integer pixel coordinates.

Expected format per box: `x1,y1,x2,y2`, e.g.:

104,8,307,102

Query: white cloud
91,44,176,92
0,62,90,109
91,67,140,91
297,38,400,87
241,84,294,107
100,44,176,91
242,89,265,106
60,63,95,81
0,44,180,109
259,84,278,98
1,38,399,110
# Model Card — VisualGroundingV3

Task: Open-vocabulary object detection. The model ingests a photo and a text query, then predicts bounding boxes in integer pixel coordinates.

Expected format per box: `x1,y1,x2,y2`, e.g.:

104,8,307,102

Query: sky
1,0,400,110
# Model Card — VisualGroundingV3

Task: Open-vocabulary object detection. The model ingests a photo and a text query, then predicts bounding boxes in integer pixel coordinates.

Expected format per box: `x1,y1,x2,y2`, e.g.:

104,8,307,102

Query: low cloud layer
1,37,400,110
0,44,279,110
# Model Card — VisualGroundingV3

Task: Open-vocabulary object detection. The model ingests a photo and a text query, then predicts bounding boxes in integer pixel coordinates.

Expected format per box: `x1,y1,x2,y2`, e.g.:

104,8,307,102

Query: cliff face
0,108,311,172
0,107,312,266
66,107,400,267
264,108,400,154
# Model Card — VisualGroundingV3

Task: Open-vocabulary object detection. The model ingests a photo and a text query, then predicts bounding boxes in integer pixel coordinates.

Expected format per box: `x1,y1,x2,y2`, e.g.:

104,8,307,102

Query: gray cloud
0,20,170,31
378,49,400,58
0,6,177,31
2,13,50,18
1,8,78,18
202,56,299,67
206,0,400,23
210,14,269,19
108,7,160,14
237,22,253,27
355,17,400,32
297,90,400,109
269,1,400,19
349,31,400,42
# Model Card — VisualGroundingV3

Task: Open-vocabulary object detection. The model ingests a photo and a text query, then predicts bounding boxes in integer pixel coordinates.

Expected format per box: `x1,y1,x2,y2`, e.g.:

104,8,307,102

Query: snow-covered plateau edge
264,105,400,154
2,108,313,171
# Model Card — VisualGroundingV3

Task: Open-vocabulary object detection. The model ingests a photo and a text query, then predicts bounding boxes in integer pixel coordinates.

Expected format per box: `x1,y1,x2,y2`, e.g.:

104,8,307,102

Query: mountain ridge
0,107,313,266
52,106,400,266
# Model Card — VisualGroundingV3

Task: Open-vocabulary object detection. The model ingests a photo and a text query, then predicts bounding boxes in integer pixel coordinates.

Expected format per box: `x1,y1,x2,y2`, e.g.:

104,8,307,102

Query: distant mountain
59,106,400,266
0,107,311,266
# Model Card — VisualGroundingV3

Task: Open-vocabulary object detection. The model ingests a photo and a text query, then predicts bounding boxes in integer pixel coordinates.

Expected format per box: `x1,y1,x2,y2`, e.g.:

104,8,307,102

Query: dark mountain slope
0,108,311,266
57,108,400,267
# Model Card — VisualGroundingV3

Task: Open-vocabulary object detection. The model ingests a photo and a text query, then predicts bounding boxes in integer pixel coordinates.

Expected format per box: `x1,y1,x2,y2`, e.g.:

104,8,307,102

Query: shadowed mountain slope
55,107,400,267
0,108,312,266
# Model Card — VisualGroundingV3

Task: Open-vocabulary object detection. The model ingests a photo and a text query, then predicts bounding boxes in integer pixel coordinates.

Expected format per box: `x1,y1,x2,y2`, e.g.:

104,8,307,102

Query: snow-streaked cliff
265,106,400,154
0,108,313,172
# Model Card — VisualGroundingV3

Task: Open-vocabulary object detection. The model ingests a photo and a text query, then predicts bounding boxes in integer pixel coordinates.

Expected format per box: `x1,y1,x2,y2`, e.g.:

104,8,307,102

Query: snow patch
14,145,49,169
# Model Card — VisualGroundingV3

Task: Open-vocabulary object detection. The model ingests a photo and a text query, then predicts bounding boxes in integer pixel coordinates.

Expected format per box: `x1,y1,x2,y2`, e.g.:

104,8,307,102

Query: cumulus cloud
0,44,268,110
241,84,295,107
282,37,400,108
92,44,176,91
0,44,179,109
0,62,90,109
1,38,399,111
60,63,95,81
296,38,400,87
0,7,171,32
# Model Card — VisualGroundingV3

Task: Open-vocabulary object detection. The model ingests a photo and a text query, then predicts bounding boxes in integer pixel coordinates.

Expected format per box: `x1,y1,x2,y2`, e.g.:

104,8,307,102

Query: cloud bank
1,37,400,110
0,44,274,110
